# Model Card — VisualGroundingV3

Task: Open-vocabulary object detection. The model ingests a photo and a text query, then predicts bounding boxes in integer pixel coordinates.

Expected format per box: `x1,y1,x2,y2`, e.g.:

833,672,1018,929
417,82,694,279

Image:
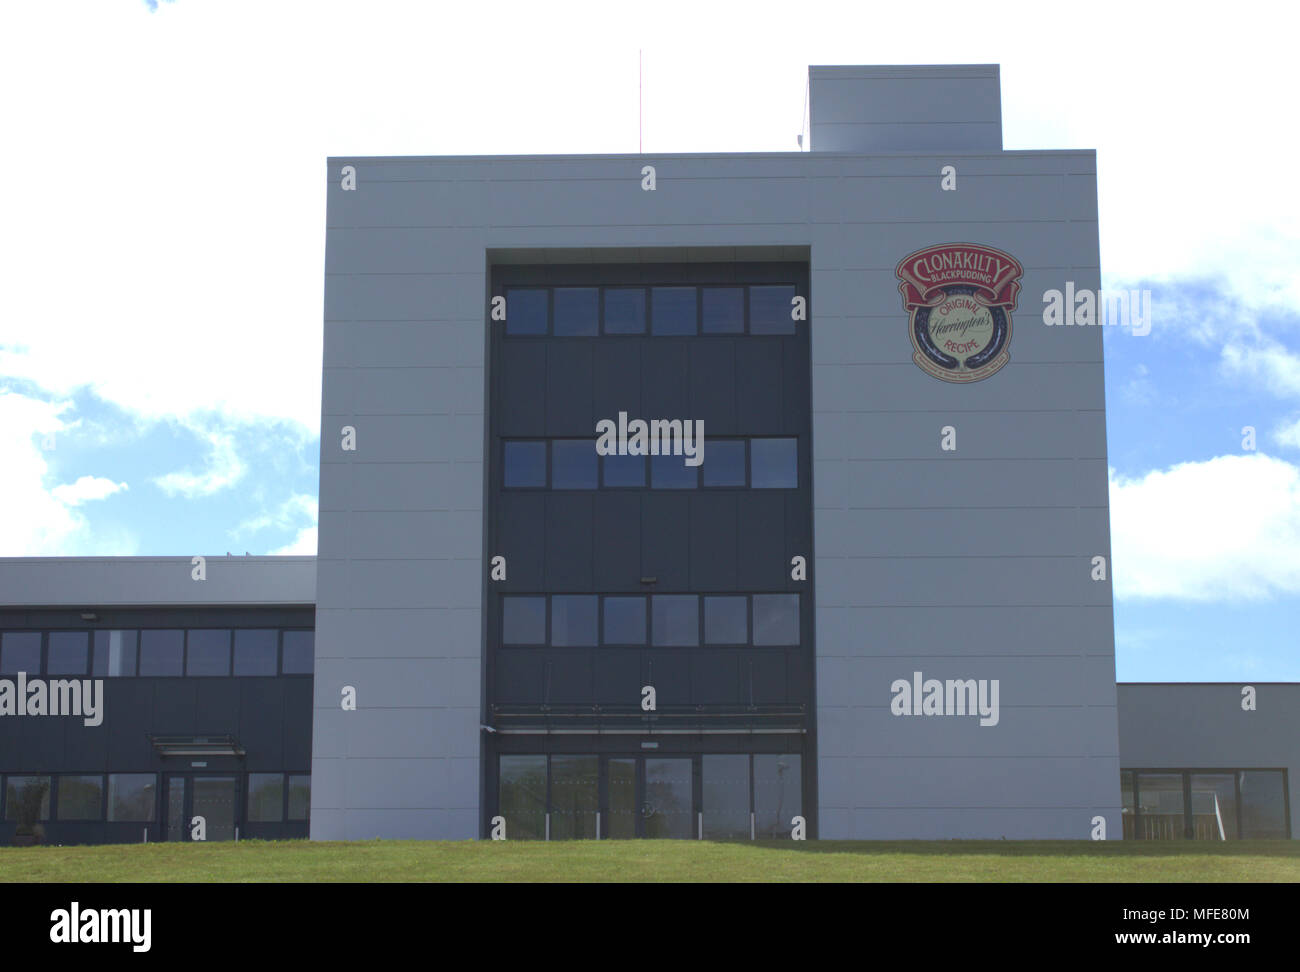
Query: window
701,287,744,334
504,440,547,488
281,631,315,674
754,754,801,837
603,288,645,334
553,287,598,336
186,629,231,676
1136,773,1186,839
551,595,598,647
1189,773,1237,840
550,755,598,839
138,630,184,676
651,595,698,647
552,440,598,490
47,632,89,676
0,632,40,675
650,454,698,489
750,438,798,488
499,755,547,840
1240,771,1288,838
702,440,746,487
287,775,311,821
57,775,103,821
1120,770,1135,840
107,775,156,822
4,776,51,822
602,596,646,645
752,594,799,646
248,774,284,823
703,754,750,838
505,288,547,335
651,286,697,336
502,596,546,646
601,453,645,487
233,629,278,676
92,630,137,677
749,285,797,334
704,596,748,645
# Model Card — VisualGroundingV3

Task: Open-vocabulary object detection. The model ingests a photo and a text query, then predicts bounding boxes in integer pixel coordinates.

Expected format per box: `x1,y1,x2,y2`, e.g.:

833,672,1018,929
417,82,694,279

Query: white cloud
1275,417,1300,450
0,391,138,555
271,525,317,556
1110,454,1300,601
153,428,246,498
1221,342,1300,400
234,492,318,543
51,476,129,506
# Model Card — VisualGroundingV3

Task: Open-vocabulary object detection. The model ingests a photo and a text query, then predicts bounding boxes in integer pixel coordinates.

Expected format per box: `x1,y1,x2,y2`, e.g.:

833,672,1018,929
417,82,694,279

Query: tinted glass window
1136,773,1186,840
651,286,697,335
0,632,40,675
651,454,698,489
47,632,89,675
603,288,646,334
643,758,693,838
248,773,284,823
499,755,547,840
701,287,744,334
233,629,278,676
138,630,184,676
1239,770,1288,838
4,776,50,822
92,630,137,677
651,595,698,647
57,775,103,821
287,774,311,821
749,285,797,334
503,596,546,646
601,453,645,487
703,754,750,838
503,441,547,488
602,597,646,644
754,754,801,837
505,288,547,335
552,440,598,489
550,755,598,839
1189,773,1237,840
281,631,315,674
551,595,598,647
751,438,798,488
186,629,231,676
704,596,748,644
553,287,598,336
1121,770,1135,840
107,774,156,822
702,440,746,487
753,594,799,645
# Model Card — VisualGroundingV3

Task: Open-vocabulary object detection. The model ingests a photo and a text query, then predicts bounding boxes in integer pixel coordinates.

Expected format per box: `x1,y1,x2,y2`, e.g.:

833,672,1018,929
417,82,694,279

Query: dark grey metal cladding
0,606,312,845
485,261,816,832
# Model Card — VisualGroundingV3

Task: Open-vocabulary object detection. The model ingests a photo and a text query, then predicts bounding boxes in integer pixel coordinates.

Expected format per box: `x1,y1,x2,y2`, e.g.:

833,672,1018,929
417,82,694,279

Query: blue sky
1,1,1296,682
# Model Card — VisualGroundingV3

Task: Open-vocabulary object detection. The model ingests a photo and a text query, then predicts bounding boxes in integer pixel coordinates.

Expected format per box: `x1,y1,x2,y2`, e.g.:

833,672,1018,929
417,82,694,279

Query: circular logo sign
895,244,1024,383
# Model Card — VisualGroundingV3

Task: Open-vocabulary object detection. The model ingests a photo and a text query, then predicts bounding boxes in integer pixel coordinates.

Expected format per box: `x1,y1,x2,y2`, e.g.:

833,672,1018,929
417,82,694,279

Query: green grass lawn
2,839,1297,882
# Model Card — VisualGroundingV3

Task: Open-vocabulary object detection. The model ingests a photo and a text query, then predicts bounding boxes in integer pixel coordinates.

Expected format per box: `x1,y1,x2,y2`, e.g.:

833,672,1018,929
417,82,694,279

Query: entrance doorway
162,775,238,841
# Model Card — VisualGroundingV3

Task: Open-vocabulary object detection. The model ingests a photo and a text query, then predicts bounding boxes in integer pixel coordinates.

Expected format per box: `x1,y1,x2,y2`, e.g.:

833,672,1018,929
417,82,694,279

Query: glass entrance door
161,775,239,841
603,756,693,839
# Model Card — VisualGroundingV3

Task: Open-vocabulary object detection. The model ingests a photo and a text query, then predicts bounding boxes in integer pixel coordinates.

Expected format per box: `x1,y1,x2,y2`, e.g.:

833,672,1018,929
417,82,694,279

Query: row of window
0,629,314,678
503,437,799,490
498,753,802,839
1120,770,1289,840
1,773,311,825
501,593,801,648
503,285,800,337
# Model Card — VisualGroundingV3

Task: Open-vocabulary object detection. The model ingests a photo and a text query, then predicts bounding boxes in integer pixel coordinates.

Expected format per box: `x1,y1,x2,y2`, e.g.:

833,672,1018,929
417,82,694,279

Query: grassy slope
1,839,1298,882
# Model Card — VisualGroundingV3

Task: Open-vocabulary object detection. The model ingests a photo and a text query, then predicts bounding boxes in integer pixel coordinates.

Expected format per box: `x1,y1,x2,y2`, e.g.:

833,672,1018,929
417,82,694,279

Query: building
0,65,1293,844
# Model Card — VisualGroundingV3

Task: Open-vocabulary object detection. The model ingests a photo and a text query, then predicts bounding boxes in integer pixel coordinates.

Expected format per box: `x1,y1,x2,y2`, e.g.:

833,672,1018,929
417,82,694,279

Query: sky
1,1,1296,682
